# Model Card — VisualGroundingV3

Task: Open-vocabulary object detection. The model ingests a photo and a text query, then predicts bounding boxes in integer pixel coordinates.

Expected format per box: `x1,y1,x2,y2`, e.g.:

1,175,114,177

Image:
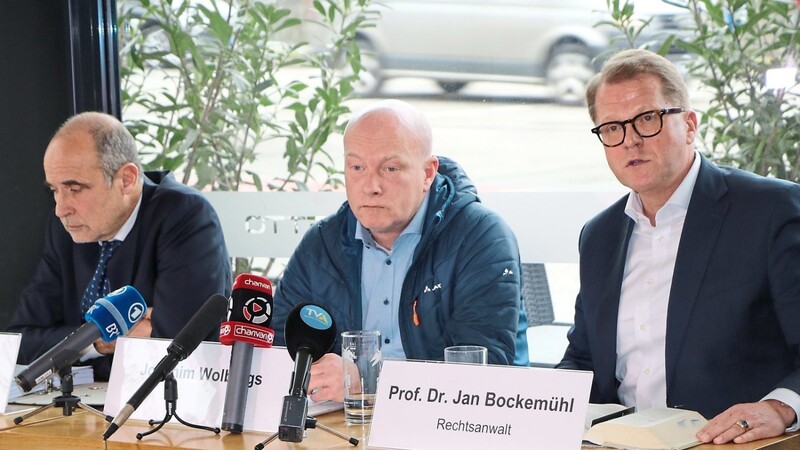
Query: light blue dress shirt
355,194,429,359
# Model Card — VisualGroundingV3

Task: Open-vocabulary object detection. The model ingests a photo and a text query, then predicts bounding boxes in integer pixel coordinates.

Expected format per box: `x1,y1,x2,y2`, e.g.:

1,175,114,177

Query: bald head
54,112,143,185
342,100,439,249
344,99,433,159
57,111,120,136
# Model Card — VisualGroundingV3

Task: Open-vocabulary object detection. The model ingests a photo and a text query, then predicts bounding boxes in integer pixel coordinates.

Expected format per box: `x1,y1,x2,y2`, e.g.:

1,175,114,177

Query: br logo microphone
220,273,275,433
16,286,147,392
86,294,146,340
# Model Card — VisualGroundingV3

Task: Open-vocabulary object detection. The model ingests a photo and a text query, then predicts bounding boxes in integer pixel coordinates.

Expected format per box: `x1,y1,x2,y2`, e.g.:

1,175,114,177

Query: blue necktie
81,240,123,313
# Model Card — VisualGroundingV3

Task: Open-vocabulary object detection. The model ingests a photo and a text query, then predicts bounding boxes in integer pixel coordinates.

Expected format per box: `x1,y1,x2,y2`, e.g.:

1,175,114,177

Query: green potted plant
117,0,377,275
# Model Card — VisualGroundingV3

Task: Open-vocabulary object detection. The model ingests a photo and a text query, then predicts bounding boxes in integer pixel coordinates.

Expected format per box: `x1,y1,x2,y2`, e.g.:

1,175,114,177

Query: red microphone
220,274,274,433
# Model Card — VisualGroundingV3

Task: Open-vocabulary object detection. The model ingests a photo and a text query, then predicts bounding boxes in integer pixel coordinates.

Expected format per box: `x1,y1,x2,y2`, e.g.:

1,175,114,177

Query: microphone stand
254,416,359,449
136,373,221,440
14,365,109,425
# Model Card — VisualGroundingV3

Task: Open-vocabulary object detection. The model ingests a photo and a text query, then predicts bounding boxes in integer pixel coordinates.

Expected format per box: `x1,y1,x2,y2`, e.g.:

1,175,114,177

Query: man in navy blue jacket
272,99,529,403
7,112,231,380
557,49,800,444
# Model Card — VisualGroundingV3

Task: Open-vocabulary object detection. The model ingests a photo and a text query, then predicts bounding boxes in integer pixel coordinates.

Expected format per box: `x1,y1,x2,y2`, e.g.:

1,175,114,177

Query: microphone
15,286,147,392
278,303,336,443
220,274,275,433
103,293,227,441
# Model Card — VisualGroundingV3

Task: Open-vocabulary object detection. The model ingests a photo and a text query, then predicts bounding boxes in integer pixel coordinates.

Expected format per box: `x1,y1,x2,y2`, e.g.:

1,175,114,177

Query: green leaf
313,0,326,18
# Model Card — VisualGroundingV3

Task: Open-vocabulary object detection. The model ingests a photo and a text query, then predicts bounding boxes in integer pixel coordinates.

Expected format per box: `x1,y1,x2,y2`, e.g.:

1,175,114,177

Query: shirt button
646,278,654,285
657,235,664,242
384,339,390,344
383,299,389,305
644,368,651,375
385,259,392,265
640,324,646,331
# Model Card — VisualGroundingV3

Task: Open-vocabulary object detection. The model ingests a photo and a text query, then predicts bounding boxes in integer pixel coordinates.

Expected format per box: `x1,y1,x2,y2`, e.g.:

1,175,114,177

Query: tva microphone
220,273,275,433
278,302,336,443
16,286,147,392
103,293,228,441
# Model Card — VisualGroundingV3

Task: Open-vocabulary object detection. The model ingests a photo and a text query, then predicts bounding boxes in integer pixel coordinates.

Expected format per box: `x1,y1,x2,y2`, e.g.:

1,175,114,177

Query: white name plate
369,360,592,450
105,337,336,432
1,333,22,411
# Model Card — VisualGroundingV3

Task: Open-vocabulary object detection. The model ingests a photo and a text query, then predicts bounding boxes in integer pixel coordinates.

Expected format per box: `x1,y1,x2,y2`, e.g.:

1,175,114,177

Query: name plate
1,333,22,411
105,337,337,432
369,360,592,450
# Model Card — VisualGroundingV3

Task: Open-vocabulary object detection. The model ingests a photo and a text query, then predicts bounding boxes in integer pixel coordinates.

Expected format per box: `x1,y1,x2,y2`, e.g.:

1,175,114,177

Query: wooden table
1,406,797,450
1,407,368,450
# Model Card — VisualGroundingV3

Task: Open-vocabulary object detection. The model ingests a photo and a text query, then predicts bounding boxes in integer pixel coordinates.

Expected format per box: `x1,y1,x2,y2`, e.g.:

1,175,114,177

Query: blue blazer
8,171,232,379
559,155,800,418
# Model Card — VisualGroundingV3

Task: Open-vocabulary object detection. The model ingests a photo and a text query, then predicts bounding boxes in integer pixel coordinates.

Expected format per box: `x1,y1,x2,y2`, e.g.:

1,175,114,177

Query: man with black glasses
557,49,800,444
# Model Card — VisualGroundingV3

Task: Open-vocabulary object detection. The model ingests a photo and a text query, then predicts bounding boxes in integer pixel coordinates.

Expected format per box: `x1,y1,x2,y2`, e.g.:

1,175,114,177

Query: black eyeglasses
590,107,685,147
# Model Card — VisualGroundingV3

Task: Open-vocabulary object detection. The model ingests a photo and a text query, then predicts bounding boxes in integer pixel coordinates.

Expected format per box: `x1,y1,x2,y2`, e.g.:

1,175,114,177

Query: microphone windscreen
228,273,274,327
168,293,228,360
284,303,336,361
85,285,148,342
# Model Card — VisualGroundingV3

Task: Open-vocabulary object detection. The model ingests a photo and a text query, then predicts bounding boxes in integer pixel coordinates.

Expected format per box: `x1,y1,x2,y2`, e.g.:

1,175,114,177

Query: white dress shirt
616,152,700,409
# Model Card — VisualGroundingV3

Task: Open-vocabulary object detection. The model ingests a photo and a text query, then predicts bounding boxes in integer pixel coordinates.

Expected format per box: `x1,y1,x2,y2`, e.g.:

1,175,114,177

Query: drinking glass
444,345,488,365
341,330,382,424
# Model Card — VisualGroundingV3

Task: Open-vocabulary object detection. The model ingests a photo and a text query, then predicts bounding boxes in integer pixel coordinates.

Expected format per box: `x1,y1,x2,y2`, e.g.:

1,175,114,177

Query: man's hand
308,353,345,403
696,400,795,444
93,307,153,355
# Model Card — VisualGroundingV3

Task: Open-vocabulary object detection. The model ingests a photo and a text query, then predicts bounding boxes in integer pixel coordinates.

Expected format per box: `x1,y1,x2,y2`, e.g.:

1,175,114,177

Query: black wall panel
0,2,72,331
0,0,119,331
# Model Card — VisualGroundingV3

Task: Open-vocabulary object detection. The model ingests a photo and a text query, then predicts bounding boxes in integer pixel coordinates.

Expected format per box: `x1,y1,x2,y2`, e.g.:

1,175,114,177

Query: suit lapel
665,157,729,387
594,200,634,383
75,242,100,300
108,239,136,290
107,177,156,290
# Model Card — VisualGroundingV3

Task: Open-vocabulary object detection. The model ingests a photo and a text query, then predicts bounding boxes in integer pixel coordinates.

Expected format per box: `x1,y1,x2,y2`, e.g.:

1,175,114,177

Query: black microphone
103,293,228,441
278,303,336,443
220,274,275,433
16,286,147,392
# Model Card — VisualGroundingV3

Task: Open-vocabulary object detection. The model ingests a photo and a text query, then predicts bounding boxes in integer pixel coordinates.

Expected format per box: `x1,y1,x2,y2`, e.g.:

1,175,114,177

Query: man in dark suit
557,49,800,444
7,111,231,380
